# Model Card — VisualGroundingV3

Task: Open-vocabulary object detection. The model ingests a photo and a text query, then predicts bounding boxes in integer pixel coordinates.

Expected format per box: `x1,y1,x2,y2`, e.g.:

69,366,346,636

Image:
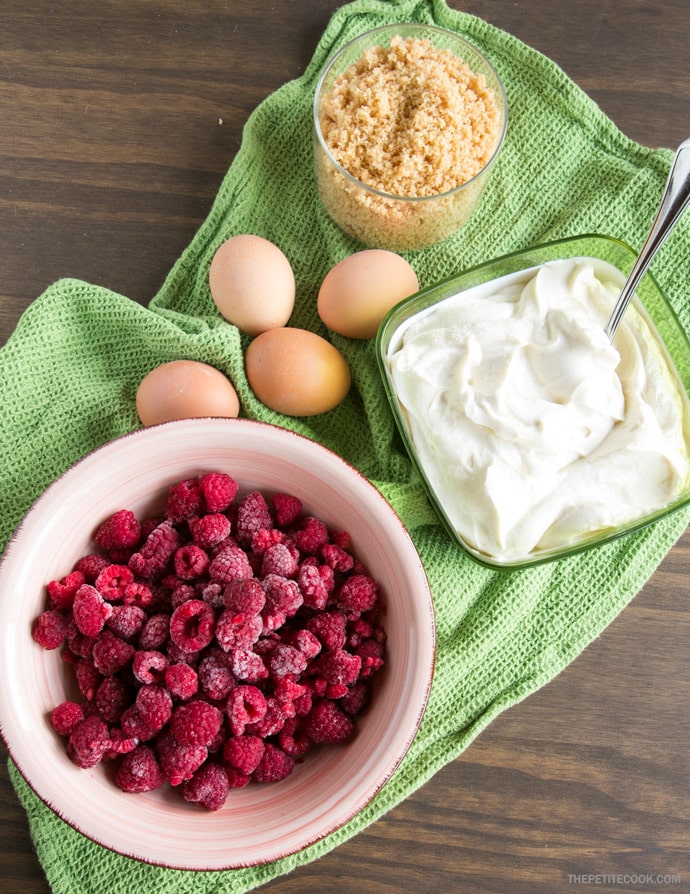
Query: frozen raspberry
66,621,96,659
291,628,322,659
72,584,113,637
331,529,351,550
165,663,199,701
278,717,311,759
122,581,154,608
355,637,385,677
235,491,273,543
293,687,313,717
170,599,215,653
304,699,354,745
245,696,293,738
136,684,173,732
261,542,298,578
74,658,102,701
156,729,207,785
33,609,69,650
189,513,231,548
297,563,333,610
199,472,238,513
293,517,329,555
182,761,229,810
340,681,370,716
229,648,268,683
138,612,171,650
337,574,379,614
115,744,165,793
165,478,203,522
223,578,265,616
222,734,265,774
226,767,251,788
226,685,267,736
50,701,85,737
250,527,283,555
269,644,307,677
106,604,146,641
132,649,169,684
262,574,302,619
120,703,157,742
170,700,223,747
95,675,131,723
321,543,354,573
271,492,302,528
173,544,209,580
198,581,224,608
215,609,262,652
67,714,111,768
95,564,134,602
252,744,294,784
73,554,110,583
128,520,181,579
208,544,253,583
92,630,136,676
312,649,362,686
198,651,235,701
107,728,138,755
47,571,85,611
94,510,141,553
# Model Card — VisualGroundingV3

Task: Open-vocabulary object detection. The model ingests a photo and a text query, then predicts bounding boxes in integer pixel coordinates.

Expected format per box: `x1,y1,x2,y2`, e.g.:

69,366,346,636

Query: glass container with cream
377,235,690,568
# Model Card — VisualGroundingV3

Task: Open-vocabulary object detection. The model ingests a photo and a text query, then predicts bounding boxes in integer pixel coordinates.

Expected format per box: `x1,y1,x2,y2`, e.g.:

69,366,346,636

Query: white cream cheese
386,257,690,561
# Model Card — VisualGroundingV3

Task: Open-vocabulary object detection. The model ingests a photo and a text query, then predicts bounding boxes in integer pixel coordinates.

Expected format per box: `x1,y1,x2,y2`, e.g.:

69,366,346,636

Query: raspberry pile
33,472,386,810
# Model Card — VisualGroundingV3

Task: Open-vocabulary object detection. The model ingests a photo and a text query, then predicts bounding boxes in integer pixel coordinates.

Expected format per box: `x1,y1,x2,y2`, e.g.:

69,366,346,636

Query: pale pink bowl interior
0,418,435,870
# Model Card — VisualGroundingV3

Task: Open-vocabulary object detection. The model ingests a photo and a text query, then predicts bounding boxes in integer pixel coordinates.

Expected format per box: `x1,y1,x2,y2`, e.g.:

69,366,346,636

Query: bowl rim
0,418,436,868
376,232,690,569
312,22,509,204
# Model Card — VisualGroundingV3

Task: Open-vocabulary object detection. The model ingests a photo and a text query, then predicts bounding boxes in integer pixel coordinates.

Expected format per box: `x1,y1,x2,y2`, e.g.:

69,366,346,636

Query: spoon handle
605,138,690,341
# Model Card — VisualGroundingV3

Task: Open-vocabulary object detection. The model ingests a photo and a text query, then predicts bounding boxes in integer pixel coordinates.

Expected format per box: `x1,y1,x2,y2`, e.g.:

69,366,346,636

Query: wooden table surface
1,1,688,892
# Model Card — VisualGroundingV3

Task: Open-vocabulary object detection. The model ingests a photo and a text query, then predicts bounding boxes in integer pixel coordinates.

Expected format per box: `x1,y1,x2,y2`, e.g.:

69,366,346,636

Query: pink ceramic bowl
0,418,435,869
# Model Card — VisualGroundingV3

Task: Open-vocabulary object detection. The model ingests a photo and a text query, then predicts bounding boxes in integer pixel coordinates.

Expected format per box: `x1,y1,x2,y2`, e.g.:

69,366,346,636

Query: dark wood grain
1,1,689,892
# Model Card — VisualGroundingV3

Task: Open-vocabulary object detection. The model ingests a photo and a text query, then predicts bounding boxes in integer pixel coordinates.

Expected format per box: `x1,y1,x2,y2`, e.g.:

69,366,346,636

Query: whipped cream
386,257,690,561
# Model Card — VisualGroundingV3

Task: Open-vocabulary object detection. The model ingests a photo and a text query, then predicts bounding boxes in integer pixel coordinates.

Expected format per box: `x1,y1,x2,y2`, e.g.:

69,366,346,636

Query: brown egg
136,360,240,426
209,234,296,336
317,249,419,339
245,327,351,416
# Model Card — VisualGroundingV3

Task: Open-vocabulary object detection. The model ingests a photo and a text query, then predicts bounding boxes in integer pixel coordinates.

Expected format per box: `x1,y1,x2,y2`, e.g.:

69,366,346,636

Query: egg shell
136,360,240,426
209,234,296,336
317,249,419,339
245,327,351,417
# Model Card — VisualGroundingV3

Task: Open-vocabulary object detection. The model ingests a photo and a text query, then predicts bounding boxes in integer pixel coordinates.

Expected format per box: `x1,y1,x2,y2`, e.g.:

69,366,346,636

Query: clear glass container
377,234,690,568
313,24,507,252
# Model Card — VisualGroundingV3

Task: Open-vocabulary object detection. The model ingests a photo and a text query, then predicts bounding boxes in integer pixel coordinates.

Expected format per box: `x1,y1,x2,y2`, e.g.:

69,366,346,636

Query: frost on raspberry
136,683,173,733
222,734,264,775
95,564,134,602
195,471,237,513
50,701,85,737
293,516,329,555
261,542,298,578
223,578,265,616
174,544,210,580
94,509,141,553
115,744,165,793
156,730,208,785
133,649,169,684
170,700,223,748
189,513,231,549
336,574,380,614
235,491,273,544
253,743,294,784
165,663,199,701
165,477,203,522
303,698,355,745
66,714,111,768
226,685,267,736
208,544,253,584
183,761,229,811
92,630,136,676
170,599,215,653
271,492,302,528
33,609,69,650
215,609,262,652
95,675,131,723
128,520,181,579
72,584,113,637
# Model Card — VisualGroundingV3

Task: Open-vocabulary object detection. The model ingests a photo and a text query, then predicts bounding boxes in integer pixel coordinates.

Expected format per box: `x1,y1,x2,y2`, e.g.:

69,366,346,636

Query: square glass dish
377,234,690,569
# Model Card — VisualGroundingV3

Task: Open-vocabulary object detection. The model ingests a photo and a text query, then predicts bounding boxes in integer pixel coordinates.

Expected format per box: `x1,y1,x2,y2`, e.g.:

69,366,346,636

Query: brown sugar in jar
313,27,507,250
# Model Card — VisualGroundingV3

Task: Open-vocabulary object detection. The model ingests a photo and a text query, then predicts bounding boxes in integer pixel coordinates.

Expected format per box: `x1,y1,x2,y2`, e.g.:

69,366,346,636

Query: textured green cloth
3,0,690,891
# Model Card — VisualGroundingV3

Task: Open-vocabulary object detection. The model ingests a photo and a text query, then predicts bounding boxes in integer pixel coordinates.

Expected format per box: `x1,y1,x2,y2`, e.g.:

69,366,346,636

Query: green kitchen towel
3,0,690,891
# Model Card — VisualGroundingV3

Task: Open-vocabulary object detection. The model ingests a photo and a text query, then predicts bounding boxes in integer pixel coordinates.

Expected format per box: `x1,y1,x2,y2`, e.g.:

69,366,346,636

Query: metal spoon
605,138,690,341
